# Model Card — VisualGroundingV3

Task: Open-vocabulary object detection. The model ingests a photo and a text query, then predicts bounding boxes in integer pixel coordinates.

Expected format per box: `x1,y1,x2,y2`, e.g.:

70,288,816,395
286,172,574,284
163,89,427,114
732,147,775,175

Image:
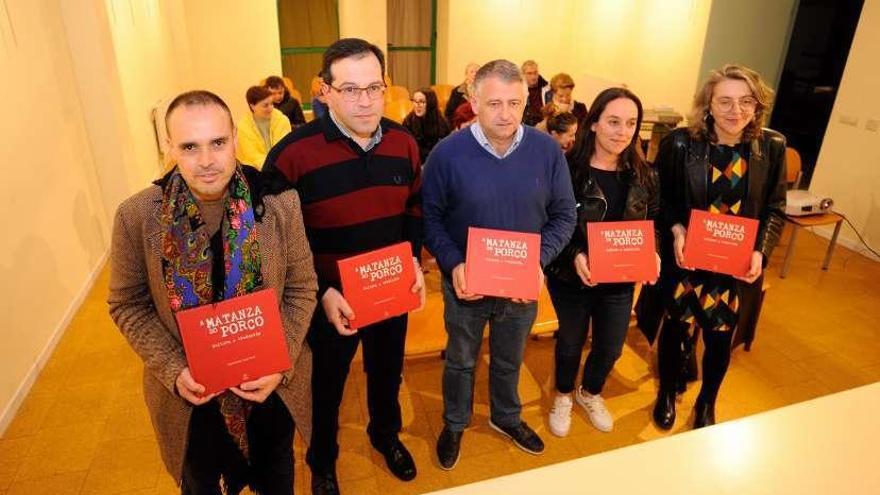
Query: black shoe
653,389,676,430
371,436,417,481
436,427,463,470
693,400,716,429
488,419,544,455
311,470,340,495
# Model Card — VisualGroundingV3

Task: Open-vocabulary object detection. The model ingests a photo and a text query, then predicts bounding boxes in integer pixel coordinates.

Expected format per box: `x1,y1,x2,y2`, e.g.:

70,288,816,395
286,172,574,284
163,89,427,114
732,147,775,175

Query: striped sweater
263,114,422,297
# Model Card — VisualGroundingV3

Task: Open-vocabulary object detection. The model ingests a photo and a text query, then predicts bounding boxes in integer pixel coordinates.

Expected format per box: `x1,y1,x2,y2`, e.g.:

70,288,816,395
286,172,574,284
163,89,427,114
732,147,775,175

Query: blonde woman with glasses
652,64,787,431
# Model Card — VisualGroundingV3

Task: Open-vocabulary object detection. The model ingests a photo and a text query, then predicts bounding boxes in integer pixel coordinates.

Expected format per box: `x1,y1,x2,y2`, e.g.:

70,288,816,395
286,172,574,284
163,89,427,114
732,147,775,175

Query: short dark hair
265,75,286,90
246,85,273,106
320,38,385,85
165,90,233,135
547,112,578,134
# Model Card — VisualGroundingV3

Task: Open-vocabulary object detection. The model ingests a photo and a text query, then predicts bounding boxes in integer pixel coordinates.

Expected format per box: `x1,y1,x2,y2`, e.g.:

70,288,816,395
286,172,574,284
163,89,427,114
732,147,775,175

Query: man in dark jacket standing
266,75,306,128
521,60,549,126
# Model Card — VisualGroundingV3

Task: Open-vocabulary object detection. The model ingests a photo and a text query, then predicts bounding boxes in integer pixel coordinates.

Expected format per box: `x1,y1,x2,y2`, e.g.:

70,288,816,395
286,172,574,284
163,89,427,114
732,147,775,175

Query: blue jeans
441,277,538,432
546,276,634,395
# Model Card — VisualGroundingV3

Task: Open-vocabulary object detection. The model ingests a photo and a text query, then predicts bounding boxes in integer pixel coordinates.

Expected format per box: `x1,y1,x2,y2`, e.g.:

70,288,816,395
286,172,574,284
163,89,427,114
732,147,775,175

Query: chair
784,146,802,188
385,85,410,103
431,83,454,114
310,76,323,97
779,146,845,278
383,98,412,123
282,76,295,95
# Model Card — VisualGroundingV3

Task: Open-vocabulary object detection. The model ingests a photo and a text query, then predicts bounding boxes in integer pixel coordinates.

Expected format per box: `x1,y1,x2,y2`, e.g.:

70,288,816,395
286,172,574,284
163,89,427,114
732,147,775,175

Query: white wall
104,0,194,185
697,0,798,92
180,0,283,121
339,0,388,56
436,0,713,116
810,0,880,260
0,0,112,432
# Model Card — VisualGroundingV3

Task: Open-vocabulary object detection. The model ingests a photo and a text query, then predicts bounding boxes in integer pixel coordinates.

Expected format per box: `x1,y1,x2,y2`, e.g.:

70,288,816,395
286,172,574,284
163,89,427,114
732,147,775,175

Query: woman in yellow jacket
236,85,291,169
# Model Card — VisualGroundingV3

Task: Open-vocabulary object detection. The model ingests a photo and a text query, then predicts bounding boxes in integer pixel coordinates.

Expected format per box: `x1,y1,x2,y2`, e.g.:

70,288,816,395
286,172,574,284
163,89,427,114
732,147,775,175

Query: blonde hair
550,73,575,91
688,64,774,143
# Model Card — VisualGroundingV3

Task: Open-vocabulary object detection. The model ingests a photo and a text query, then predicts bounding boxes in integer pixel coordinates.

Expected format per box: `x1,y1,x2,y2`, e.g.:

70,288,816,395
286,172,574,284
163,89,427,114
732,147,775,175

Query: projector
785,190,833,216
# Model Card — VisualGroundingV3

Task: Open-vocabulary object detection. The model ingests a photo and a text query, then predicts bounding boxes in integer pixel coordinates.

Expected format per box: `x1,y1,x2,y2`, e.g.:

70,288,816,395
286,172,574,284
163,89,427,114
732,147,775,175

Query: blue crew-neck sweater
422,125,576,275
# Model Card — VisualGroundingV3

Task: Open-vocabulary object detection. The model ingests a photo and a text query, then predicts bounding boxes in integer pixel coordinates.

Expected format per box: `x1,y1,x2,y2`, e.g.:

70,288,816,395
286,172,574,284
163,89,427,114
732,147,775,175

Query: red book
587,220,657,283
683,209,759,277
465,227,541,300
338,241,419,330
175,288,291,395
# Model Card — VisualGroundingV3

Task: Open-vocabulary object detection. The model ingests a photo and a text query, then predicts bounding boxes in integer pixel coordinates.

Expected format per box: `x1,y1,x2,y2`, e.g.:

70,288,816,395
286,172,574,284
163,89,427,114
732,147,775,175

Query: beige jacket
108,183,317,482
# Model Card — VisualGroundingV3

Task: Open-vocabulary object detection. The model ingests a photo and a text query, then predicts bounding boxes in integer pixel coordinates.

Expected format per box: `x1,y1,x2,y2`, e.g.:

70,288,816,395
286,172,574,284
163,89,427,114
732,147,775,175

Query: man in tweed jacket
108,90,317,494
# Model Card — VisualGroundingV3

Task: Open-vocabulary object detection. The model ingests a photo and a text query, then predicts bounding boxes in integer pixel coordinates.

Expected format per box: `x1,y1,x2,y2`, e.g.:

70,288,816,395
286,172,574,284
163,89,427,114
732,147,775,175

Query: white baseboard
809,223,880,263
0,250,110,435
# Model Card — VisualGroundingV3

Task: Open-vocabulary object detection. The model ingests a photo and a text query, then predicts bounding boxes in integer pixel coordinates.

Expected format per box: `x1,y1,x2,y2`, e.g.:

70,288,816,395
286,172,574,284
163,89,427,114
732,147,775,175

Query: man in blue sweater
422,59,576,469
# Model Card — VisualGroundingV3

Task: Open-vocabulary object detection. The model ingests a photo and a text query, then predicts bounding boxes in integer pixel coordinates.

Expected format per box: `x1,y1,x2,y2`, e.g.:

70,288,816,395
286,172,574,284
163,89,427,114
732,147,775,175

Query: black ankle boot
693,400,716,429
653,389,676,430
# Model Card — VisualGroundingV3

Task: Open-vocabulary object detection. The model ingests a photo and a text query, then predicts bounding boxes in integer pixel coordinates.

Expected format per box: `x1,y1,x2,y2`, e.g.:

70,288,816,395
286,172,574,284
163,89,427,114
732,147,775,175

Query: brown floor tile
15,422,105,481
6,470,87,495
2,392,54,440
80,436,162,494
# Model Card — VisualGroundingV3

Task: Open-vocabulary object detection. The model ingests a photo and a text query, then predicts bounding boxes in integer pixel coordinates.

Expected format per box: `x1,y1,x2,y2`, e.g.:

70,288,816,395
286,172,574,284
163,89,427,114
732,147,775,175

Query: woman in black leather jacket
544,87,660,436
652,64,787,431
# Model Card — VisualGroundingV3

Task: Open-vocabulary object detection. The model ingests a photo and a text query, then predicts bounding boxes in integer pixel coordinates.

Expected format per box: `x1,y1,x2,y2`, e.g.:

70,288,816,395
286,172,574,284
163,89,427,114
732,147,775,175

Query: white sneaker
575,388,613,432
548,394,573,437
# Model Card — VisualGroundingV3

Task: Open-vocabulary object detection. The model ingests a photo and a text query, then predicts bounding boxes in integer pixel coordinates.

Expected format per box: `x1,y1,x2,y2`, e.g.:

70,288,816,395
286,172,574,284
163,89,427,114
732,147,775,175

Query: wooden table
780,212,845,278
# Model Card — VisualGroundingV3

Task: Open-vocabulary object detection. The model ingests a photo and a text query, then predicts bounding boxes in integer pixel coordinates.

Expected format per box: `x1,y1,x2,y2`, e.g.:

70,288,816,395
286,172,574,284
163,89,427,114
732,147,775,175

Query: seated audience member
444,62,479,122
522,59,550,126
265,75,306,127
450,100,477,130
236,85,291,169
311,74,329,120
543,112,578,153
403,87,451,164
534,101,561,133
545,73,588,124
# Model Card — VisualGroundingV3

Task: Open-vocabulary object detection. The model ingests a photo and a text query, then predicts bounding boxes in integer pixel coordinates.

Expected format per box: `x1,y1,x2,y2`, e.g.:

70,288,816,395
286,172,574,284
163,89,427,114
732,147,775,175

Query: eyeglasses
712,96,758,112
411,99,427,105
328,83,386,102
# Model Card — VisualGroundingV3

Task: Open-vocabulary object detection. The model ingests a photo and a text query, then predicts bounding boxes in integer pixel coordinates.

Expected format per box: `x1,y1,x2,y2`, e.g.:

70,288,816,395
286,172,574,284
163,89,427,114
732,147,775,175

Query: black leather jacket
545,165,660,284
656,127,787,266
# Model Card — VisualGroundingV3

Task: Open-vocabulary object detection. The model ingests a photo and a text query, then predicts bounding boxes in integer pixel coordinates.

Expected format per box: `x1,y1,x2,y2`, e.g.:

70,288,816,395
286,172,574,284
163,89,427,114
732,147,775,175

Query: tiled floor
1,226,879,494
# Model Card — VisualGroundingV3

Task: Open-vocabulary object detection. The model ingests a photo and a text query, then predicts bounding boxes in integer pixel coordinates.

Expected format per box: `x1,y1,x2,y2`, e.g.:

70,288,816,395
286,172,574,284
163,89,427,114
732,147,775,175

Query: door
769,0,864,186
387,0,436,92
277,0,340,110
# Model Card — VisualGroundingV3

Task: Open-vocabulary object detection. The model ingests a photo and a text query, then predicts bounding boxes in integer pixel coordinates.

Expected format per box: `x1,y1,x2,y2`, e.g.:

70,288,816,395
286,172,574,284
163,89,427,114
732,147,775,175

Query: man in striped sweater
263,38,424,495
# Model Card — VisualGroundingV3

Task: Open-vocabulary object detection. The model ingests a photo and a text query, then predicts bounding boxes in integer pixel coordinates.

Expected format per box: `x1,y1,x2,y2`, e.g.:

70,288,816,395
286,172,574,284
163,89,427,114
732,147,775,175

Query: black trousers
181,392,295,495
547,277,635,395
305,310,407,474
